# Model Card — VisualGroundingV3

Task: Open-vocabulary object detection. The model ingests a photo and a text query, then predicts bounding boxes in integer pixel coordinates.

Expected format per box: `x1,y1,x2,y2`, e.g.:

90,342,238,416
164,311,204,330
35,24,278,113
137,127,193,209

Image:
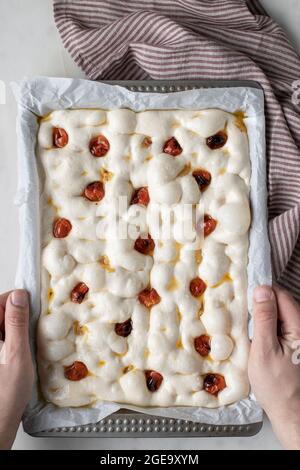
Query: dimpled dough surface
37,108,251,408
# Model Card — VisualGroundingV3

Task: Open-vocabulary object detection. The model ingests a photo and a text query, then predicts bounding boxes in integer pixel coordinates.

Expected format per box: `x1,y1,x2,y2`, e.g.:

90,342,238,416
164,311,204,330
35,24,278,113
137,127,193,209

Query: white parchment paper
11,77,272,434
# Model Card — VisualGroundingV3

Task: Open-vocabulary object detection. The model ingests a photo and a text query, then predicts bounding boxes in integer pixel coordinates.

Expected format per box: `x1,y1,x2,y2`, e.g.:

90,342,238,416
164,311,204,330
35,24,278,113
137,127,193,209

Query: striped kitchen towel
53,0,300,300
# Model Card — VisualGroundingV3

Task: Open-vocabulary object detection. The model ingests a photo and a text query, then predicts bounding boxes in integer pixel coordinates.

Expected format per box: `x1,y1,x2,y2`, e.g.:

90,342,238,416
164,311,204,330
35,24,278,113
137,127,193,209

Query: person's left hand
0,290,34,449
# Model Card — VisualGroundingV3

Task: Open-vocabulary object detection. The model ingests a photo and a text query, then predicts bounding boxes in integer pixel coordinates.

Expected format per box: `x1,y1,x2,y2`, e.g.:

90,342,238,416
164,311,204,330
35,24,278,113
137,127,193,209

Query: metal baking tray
32,79,263,438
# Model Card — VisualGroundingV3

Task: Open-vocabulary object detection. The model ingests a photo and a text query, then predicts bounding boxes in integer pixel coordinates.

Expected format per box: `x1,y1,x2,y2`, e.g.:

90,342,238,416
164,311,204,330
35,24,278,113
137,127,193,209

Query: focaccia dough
37,108,250,408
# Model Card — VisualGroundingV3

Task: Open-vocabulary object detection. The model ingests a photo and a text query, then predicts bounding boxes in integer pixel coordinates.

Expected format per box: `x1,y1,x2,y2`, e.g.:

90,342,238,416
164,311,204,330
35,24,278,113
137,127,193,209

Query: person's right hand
0,290,34,450
249,285,300,450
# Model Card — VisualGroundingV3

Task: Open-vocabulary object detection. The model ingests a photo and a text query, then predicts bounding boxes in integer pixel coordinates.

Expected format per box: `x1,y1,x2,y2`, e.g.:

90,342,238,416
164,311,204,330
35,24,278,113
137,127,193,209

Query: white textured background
0,0,299,450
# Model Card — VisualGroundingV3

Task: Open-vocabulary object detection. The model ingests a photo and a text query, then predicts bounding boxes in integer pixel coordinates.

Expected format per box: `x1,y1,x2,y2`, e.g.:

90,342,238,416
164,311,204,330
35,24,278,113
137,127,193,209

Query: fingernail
254,286,273,303
11,290,28,308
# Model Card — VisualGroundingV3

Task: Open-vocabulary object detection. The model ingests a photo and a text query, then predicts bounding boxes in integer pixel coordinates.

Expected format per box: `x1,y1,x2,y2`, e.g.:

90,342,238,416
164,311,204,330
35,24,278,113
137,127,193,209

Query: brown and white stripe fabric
53,0,300,300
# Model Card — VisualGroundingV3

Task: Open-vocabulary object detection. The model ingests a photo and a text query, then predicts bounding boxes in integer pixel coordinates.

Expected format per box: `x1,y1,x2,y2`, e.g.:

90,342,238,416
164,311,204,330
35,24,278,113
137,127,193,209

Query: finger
0,302,4,327
5,290,30,357
0,291,11,309
273,286,300,338
0,304,4,338
0,292,11,337
252,285,279,350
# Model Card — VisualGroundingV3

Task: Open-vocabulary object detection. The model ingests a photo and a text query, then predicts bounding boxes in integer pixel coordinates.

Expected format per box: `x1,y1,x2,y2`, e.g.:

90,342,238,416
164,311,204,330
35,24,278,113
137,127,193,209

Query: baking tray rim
31,78,264,438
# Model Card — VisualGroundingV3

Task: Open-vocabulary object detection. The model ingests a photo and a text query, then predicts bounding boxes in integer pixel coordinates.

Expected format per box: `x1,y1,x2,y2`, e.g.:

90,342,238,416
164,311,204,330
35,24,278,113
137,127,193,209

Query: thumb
252,286,279,350
5,290,30,357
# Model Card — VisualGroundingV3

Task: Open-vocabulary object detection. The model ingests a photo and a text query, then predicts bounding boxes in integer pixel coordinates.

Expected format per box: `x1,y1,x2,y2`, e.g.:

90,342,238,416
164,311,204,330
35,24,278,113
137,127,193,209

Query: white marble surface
0,0,297,450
